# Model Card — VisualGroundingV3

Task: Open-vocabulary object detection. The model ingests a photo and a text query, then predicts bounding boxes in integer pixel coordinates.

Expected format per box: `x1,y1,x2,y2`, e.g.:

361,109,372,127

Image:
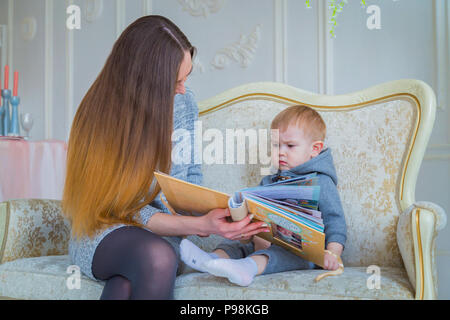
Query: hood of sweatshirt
274,148,338,185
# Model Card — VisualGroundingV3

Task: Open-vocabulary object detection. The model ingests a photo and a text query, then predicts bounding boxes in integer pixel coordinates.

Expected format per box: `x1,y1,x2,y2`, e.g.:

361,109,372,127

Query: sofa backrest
198,80,436,268
0,199,70,264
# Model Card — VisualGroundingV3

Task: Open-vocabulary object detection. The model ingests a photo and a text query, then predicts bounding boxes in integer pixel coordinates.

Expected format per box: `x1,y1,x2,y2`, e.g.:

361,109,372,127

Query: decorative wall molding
211,24,261,70
45,0,54,139
142,0,153,16
192,56,205,74
433,0,449,111
424,144,450,161
437,250,450,257
317,0,334,95
20,17,37,41
0,26,7,79
177,0,225,18
116,0,126,39
424,154,450,161
7,0,13,75
66,0,75,140
274,0,287,83
84,0,103,22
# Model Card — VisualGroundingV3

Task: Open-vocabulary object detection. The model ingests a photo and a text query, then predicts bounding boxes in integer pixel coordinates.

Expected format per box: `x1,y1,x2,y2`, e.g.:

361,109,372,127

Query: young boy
180,105,347,286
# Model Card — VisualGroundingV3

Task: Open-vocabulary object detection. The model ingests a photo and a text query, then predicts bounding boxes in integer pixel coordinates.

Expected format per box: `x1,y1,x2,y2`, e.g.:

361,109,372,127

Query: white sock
204,257,258,287
180,238,218,273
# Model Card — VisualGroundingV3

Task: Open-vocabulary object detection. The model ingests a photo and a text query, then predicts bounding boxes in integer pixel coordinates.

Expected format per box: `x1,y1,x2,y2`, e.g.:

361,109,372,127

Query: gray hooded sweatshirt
259,148,347,249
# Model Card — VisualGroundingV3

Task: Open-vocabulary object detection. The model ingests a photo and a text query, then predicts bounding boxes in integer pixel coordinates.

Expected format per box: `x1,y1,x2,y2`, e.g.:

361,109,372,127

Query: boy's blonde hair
271,105,326,142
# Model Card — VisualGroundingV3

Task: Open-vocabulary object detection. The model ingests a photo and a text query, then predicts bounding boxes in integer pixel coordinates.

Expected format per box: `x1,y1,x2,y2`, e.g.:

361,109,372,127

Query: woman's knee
135,234,178,273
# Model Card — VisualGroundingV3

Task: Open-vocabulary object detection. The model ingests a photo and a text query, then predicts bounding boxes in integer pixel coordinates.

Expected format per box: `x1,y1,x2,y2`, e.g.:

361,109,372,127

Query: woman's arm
145,212,208,236
146,208,270,239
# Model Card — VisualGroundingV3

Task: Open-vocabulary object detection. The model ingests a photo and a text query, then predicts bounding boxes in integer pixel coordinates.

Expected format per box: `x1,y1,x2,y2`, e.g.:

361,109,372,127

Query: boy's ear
311,141,324,157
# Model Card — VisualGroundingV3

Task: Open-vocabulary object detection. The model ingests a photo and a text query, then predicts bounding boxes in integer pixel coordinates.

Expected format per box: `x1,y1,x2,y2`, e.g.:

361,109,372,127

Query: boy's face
271,124,321,171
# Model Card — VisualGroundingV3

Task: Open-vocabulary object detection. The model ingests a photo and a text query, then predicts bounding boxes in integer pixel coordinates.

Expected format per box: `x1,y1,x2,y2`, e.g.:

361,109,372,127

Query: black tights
92,226,178,300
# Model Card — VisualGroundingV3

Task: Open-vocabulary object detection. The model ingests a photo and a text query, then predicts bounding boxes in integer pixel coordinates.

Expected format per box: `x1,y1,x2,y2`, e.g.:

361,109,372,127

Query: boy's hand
323,242,344,270
323,251,340,270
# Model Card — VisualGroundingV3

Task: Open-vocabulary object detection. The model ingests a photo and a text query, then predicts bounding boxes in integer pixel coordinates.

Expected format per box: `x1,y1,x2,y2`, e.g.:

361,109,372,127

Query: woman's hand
199,208,270,240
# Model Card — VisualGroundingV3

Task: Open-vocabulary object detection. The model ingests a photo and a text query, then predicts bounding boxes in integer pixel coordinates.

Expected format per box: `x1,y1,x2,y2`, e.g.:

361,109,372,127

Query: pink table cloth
0,139,67,202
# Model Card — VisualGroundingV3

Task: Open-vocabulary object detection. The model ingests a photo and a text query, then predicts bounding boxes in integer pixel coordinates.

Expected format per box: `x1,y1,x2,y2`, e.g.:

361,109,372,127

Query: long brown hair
63,16,195,238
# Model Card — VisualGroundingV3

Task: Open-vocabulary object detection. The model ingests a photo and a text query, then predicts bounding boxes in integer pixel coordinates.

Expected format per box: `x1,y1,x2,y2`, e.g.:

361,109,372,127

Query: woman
62,15,268,300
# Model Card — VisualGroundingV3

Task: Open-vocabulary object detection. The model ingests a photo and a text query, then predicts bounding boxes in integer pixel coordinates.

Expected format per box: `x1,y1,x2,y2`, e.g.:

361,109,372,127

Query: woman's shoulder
174,87,196,108
174,87,198,126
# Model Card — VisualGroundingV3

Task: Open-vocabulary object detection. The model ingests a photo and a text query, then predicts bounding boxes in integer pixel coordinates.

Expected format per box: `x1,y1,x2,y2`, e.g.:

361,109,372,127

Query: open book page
244,196,325,267
239,185,320,210
263,172,319,187
246,193,323,225
257,195,322,219
229,191,322,225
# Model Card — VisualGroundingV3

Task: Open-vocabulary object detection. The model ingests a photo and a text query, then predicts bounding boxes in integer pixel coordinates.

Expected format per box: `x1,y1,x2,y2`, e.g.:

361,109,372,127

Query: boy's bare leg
213,249,230,259
250,254,269,275
253,236,271,251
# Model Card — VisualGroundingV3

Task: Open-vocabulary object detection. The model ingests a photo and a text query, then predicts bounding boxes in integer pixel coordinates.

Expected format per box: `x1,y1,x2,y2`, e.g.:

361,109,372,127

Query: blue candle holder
9,96,20,136
1,89,11,136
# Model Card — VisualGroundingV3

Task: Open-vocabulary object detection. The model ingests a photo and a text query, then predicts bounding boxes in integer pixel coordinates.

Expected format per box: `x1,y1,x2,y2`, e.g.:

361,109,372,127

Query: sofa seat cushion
0,255,104,300
175,267,414,300
0,255,413,300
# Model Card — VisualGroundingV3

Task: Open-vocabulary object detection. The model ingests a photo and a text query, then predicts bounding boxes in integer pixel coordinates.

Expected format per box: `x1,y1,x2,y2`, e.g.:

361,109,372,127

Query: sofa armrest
0,199,70,264
397,201,447,300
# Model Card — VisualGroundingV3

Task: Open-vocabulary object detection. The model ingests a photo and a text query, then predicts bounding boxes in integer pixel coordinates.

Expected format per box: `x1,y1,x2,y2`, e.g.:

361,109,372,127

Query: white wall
1,0,449,298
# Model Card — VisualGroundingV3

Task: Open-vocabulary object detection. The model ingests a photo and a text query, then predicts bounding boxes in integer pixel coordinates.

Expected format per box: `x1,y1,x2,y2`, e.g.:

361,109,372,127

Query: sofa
0,79,447,300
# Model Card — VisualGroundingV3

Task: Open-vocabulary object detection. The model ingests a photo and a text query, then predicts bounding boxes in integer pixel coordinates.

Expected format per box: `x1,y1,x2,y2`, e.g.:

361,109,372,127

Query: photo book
154,171,325,267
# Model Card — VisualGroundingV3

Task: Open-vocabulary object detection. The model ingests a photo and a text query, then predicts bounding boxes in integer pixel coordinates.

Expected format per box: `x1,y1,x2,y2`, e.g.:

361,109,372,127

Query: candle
13,71,18,96
4,65,8,90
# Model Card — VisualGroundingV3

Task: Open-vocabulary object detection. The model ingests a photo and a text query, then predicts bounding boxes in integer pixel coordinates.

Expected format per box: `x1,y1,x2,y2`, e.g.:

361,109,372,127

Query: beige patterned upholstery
0,80,446,300
0,200,70,264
